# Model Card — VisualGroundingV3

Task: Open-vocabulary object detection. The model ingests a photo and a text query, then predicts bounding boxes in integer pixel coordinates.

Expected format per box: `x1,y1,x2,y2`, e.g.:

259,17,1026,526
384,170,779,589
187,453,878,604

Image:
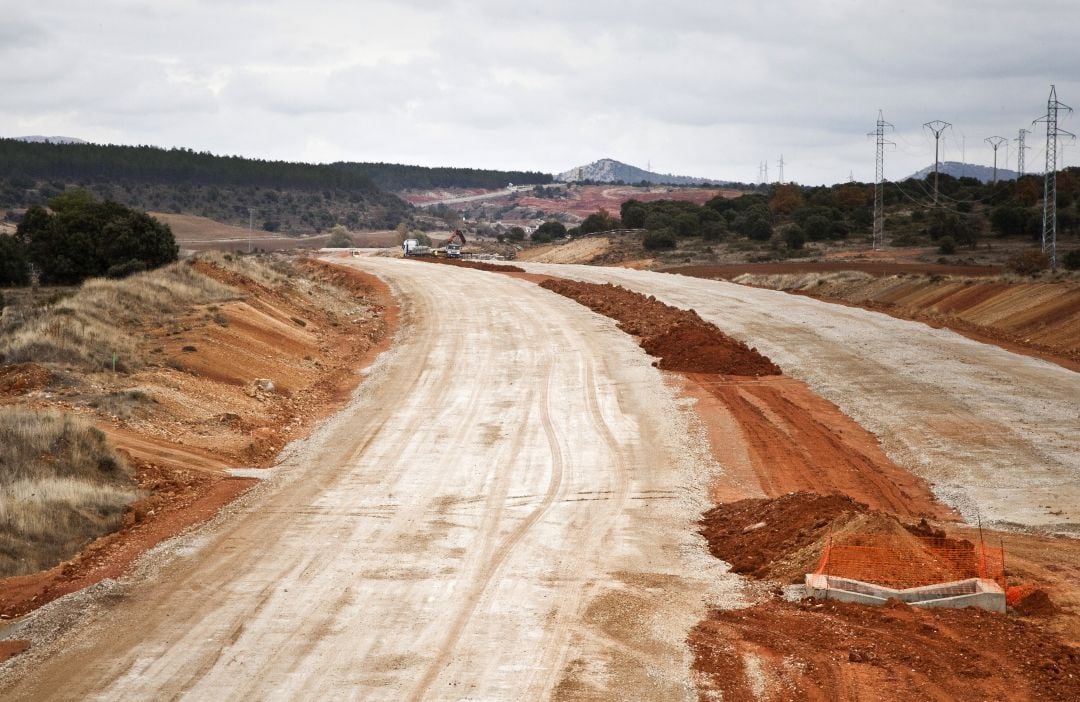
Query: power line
923,120,953,205
869,110,895,249
1033,84,1075,269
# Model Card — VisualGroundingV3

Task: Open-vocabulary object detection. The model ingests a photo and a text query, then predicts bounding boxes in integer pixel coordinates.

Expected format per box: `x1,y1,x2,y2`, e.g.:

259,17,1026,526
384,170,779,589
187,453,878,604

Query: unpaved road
1,258,732,700
518,263,1080,533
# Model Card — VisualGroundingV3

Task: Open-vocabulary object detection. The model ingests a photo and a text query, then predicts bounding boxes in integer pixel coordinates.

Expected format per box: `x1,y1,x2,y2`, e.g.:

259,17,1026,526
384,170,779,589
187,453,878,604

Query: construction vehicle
437,229,467,258
402,238,431,256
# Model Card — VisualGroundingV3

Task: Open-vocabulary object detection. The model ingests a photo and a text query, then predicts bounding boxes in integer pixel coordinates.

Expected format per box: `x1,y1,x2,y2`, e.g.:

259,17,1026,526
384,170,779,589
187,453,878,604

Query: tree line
558,168,1080,261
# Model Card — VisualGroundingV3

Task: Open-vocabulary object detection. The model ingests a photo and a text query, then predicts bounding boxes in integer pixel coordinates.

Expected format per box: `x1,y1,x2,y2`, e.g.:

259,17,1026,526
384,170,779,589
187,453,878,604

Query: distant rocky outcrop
557,158,730,186
906,160,1023,184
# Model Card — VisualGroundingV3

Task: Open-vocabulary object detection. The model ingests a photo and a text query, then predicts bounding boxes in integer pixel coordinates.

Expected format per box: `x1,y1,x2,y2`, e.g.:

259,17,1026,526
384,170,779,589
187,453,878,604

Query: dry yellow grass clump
0,408,138,577
0,262,237,371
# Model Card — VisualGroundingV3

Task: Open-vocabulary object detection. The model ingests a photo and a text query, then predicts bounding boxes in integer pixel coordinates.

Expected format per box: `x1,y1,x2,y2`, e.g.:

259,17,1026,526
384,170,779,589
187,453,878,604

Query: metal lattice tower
923,120,952,205
984,136,1007,184
1033,85,1074,269
777,154,785,184
868,110,894,250
1015,128,1031,177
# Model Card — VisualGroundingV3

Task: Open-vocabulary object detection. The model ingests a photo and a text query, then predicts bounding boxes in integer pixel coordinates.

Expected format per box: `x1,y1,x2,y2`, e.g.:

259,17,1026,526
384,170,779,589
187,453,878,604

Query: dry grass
0,408,138,577
0,262,237,371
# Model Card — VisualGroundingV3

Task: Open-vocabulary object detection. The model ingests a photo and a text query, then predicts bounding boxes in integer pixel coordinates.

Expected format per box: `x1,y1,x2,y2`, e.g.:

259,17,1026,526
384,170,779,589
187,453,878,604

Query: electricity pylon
869,110,894,250
984,136,1007,184
923,120,952,205
1033,85,1074,269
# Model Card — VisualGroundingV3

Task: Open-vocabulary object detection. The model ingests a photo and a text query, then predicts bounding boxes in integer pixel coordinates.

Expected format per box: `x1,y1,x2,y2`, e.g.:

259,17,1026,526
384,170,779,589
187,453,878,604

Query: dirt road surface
1,258,734,700
517,263,1080,534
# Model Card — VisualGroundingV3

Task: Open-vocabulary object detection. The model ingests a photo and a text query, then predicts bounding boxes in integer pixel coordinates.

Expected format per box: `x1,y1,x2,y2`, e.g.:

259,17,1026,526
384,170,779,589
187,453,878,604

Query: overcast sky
2,1,1079,185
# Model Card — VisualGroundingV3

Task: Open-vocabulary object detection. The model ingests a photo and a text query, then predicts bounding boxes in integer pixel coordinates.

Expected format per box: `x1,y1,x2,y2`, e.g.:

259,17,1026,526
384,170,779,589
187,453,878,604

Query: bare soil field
151,212,335,251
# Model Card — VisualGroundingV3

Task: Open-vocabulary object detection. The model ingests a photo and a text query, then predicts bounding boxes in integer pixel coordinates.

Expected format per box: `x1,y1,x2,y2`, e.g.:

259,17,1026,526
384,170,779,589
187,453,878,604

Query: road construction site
2,255,1077,700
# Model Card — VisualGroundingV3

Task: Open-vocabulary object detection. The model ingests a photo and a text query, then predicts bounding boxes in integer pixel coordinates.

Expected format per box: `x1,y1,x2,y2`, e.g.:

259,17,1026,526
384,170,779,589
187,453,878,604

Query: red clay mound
691,598,1080,701
540,279,781,376
699,493,867,579
414,257,525,273
0,363,50,395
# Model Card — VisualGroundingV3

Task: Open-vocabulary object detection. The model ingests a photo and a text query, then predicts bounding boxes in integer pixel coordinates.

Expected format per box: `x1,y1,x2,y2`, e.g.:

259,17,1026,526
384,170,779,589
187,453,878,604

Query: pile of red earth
415,257,525,273
539,279,781,375
0,363,51,396
691,598,1080,701
699,492,867,581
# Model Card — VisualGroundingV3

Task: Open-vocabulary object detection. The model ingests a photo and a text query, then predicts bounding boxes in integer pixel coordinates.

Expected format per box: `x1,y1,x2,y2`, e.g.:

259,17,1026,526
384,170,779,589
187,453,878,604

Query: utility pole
923,120,952,205
763,161,769,184
984,136,1007,184
1033,84,1074,270
777,154,785,184
1015,128,1031,177
869,110,895,250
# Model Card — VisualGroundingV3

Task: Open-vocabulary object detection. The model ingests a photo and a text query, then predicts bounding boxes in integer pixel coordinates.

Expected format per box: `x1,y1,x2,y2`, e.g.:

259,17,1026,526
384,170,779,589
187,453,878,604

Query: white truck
402,239,431,256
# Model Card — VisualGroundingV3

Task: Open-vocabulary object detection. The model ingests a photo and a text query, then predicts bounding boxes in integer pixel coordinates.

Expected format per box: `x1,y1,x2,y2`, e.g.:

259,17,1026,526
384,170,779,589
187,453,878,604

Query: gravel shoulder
516,263,1080,534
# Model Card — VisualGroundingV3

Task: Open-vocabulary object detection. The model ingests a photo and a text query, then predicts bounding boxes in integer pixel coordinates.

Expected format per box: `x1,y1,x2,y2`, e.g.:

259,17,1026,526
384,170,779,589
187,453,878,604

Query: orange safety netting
814,533,1005,590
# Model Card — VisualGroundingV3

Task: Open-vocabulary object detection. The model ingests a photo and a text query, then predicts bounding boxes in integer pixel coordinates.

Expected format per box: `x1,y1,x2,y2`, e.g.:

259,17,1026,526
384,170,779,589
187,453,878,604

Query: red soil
691,598,1080,702
0,259,397,619
414,257,525,273
0,363,50,395
0,640,30,664
539,279,780,376
683,375,953,519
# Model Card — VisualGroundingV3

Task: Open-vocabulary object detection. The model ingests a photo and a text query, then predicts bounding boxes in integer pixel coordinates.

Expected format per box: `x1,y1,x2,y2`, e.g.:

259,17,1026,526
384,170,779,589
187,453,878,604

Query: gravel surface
517,264,1080,534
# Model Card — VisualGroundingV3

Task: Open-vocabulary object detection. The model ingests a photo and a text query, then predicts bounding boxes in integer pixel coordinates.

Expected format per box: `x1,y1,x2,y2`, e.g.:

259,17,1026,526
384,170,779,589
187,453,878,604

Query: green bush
0,234,29,285
16,190,178,285
1060,249,1080,270
937,236,957,254
643,230,676,250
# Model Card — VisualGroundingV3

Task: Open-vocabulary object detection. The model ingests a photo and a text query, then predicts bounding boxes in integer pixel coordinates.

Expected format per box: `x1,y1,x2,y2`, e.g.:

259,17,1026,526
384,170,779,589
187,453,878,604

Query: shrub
643,230,677,250
937,236,957,254
784,225,806,250
1005,249,1049,275
1063,249,1080,271
0,234,29,285
531,220,566,243
327,226,354,248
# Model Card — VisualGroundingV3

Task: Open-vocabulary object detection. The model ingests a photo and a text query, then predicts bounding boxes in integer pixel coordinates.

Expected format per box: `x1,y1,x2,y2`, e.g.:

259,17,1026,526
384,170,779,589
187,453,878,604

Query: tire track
409,356,568,700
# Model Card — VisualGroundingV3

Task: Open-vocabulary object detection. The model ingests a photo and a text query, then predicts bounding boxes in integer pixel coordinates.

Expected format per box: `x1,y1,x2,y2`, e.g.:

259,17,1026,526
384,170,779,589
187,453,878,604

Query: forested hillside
331,162,552,191
0,139,411,232
0,140,551,233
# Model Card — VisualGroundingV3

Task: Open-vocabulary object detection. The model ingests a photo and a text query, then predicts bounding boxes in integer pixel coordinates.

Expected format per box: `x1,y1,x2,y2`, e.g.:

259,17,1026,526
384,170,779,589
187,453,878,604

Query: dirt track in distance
1,258,734,701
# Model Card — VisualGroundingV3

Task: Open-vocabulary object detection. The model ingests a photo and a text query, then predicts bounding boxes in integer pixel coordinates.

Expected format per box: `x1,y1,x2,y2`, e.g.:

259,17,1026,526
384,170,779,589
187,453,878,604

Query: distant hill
906,160,1023,184
13,135,87,145
557,158,729,186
